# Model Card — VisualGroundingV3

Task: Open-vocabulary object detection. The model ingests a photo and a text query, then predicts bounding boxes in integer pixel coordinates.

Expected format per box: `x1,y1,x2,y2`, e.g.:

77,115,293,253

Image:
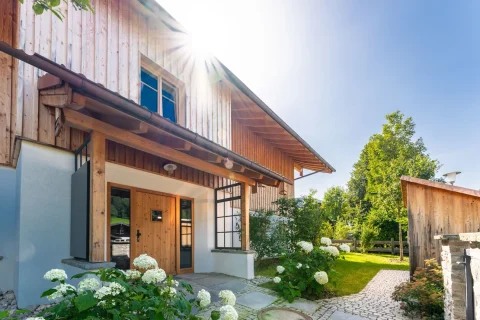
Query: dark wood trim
176,195,195,275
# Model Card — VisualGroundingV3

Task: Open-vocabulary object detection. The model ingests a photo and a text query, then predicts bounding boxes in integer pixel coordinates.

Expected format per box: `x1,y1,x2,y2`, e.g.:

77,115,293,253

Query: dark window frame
214,183,243,250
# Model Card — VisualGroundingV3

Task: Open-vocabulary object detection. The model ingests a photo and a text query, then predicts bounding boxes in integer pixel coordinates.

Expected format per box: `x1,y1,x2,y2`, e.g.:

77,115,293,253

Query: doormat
257,307,313,320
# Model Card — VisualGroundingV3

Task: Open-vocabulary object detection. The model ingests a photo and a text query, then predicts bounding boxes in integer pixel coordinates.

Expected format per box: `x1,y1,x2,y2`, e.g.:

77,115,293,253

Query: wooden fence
332,239,409,255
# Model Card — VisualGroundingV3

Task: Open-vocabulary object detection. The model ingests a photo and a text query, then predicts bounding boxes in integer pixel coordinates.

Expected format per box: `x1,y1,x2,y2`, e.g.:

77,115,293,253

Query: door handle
136,229,142,242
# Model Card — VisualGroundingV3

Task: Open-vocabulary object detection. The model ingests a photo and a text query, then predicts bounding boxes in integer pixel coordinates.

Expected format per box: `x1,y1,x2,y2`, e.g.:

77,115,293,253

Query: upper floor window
140,61,182,123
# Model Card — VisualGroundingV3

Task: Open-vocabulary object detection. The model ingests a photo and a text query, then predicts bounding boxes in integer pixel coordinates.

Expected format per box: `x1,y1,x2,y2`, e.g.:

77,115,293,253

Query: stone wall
436,233,480,320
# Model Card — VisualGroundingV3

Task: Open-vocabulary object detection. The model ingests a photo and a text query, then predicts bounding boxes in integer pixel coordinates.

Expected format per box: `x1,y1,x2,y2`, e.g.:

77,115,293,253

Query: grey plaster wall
15,141,83,308
0,166,18,291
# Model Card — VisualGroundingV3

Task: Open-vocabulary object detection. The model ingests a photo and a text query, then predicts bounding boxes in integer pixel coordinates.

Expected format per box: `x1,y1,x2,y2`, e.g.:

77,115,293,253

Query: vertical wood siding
406,182,480,276
232,118,295,211
0,0,232,164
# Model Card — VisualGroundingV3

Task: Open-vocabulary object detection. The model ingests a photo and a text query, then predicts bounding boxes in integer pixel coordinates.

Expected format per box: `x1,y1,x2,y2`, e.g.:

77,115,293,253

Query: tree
321,186,348,224
19,0,93,20
360,111,440,260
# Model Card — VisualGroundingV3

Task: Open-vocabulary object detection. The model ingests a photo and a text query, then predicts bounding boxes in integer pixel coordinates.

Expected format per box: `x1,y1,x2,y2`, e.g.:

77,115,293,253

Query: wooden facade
0,0,334,211
401,176,480,276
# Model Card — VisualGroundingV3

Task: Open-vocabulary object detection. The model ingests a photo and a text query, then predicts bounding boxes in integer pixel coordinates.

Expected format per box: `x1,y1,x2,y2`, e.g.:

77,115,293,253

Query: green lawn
256,252,409,297
111,217,130,225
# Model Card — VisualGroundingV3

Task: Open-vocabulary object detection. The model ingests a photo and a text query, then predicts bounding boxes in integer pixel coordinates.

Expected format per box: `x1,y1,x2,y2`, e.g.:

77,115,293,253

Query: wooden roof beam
188,148,223,163
63,108,256,186
98,114,148,134
160,138,192,151
243,169,264,180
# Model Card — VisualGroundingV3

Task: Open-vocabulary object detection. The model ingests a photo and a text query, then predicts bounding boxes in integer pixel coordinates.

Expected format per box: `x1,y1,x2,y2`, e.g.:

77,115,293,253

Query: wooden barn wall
231,118,295,211
1,0,232,165
106,140,228,189
407,182,480,276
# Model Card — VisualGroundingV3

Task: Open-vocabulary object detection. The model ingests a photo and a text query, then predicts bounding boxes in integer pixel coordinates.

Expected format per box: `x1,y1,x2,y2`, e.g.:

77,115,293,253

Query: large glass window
180,199,193,269
215,184,242,249
162,80,176,123
110,187,131,269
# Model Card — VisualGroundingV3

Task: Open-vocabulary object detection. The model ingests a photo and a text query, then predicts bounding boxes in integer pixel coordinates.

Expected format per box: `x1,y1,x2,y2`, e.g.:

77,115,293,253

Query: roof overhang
401,176,480,207
0,41,292,187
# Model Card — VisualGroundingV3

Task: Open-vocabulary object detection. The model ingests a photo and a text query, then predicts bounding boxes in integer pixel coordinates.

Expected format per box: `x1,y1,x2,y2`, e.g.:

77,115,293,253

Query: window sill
211,249,255,255
62,258,116,270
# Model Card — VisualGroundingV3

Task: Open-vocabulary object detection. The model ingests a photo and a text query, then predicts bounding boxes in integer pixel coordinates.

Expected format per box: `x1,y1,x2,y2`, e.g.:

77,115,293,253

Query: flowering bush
10,254,238,320
392,259,444,319
273,238,349,302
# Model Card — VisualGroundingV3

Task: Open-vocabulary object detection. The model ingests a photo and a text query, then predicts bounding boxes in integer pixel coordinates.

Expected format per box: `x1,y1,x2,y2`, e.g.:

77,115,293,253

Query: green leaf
0,311,10,319
210,310,221,320
74,292,97,312
41,288,57,298
32,3,44,14
71,271,97,279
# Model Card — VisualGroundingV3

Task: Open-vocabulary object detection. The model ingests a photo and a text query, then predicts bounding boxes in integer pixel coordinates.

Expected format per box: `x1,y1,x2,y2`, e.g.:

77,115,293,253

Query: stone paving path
176,269,411,320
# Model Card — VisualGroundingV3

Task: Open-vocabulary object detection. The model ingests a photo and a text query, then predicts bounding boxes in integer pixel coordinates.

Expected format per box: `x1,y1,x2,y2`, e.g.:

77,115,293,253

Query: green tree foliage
275,190,323,249
19,0,93,20
321,186,348,224
346,111,441,258
333,221,351,240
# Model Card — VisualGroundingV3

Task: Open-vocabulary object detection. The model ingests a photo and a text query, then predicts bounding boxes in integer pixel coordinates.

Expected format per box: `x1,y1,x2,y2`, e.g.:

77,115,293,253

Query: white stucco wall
14,141,86,308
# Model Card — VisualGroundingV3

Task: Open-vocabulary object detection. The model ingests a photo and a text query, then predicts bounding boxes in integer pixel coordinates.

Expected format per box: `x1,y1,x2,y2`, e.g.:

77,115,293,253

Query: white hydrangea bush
30,254,237,320
273,237,345,302
339,243,351,253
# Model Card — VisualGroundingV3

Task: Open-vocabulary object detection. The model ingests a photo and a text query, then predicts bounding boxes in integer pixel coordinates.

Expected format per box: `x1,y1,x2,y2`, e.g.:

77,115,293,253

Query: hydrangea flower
219,290,236,306
220,305,238,320
296,241,314,253
78,277,100,292
47,283,76,300
125,270,141,280
320,237,332,246
133,254,158,270
142,268,166,284
273,277,281,283
324,246,340,257
93,282,125,300
160,287,177,296
339,244,351,253
296,263,302,269
314,271,328,285
197,289,211,307
43,269,67,281
276,266,285,274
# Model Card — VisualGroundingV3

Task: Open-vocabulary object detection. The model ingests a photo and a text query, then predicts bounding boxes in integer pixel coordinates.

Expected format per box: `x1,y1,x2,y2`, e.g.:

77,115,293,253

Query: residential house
0,0,334,307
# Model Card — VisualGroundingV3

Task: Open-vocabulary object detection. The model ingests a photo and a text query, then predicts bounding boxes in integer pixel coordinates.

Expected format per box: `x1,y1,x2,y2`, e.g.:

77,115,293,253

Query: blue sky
158,0,480,198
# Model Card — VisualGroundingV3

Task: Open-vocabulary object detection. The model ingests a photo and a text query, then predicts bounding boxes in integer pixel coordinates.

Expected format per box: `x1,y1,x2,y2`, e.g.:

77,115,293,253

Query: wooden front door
131,190,176,274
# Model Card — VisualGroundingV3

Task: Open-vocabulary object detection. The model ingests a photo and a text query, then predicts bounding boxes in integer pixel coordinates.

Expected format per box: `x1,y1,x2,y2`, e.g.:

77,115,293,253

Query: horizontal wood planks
106,140,228,189
2,0,232,166
406,181,480,275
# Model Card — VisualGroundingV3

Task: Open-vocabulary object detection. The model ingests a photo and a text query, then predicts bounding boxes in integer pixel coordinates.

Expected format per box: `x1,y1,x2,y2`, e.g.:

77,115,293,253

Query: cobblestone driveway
178,269,411,320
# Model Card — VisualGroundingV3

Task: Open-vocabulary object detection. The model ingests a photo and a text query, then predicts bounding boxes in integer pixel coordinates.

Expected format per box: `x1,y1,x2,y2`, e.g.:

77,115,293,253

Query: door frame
106,182,195,274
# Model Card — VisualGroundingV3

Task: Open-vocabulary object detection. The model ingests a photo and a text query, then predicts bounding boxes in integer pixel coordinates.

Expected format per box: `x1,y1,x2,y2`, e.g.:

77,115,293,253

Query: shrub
360,223,378,253
392,259,444,319
250,211,289,261
334,221,352,240
272,238,349,302
4,254,238,320
275,190,323,250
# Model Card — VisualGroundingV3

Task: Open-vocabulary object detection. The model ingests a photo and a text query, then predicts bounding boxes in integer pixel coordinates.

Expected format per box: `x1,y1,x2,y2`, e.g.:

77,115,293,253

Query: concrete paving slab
213,280,249,293
236,292,277,310
328,311,368,320
285,299,320,314
192,275,239,287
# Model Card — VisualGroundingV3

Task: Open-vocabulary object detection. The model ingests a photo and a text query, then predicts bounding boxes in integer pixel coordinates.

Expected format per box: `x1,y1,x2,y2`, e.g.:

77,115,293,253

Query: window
215,184,242,249
110,187,131,270
140,65,179,123
180,199,193,269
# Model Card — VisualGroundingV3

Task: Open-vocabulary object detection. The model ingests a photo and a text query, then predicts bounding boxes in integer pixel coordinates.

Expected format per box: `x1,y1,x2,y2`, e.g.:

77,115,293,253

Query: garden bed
256,252,409,298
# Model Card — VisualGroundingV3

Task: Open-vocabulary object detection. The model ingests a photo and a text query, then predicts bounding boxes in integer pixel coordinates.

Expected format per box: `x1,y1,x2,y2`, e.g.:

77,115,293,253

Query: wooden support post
89,131,106,262
241,182,250,251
